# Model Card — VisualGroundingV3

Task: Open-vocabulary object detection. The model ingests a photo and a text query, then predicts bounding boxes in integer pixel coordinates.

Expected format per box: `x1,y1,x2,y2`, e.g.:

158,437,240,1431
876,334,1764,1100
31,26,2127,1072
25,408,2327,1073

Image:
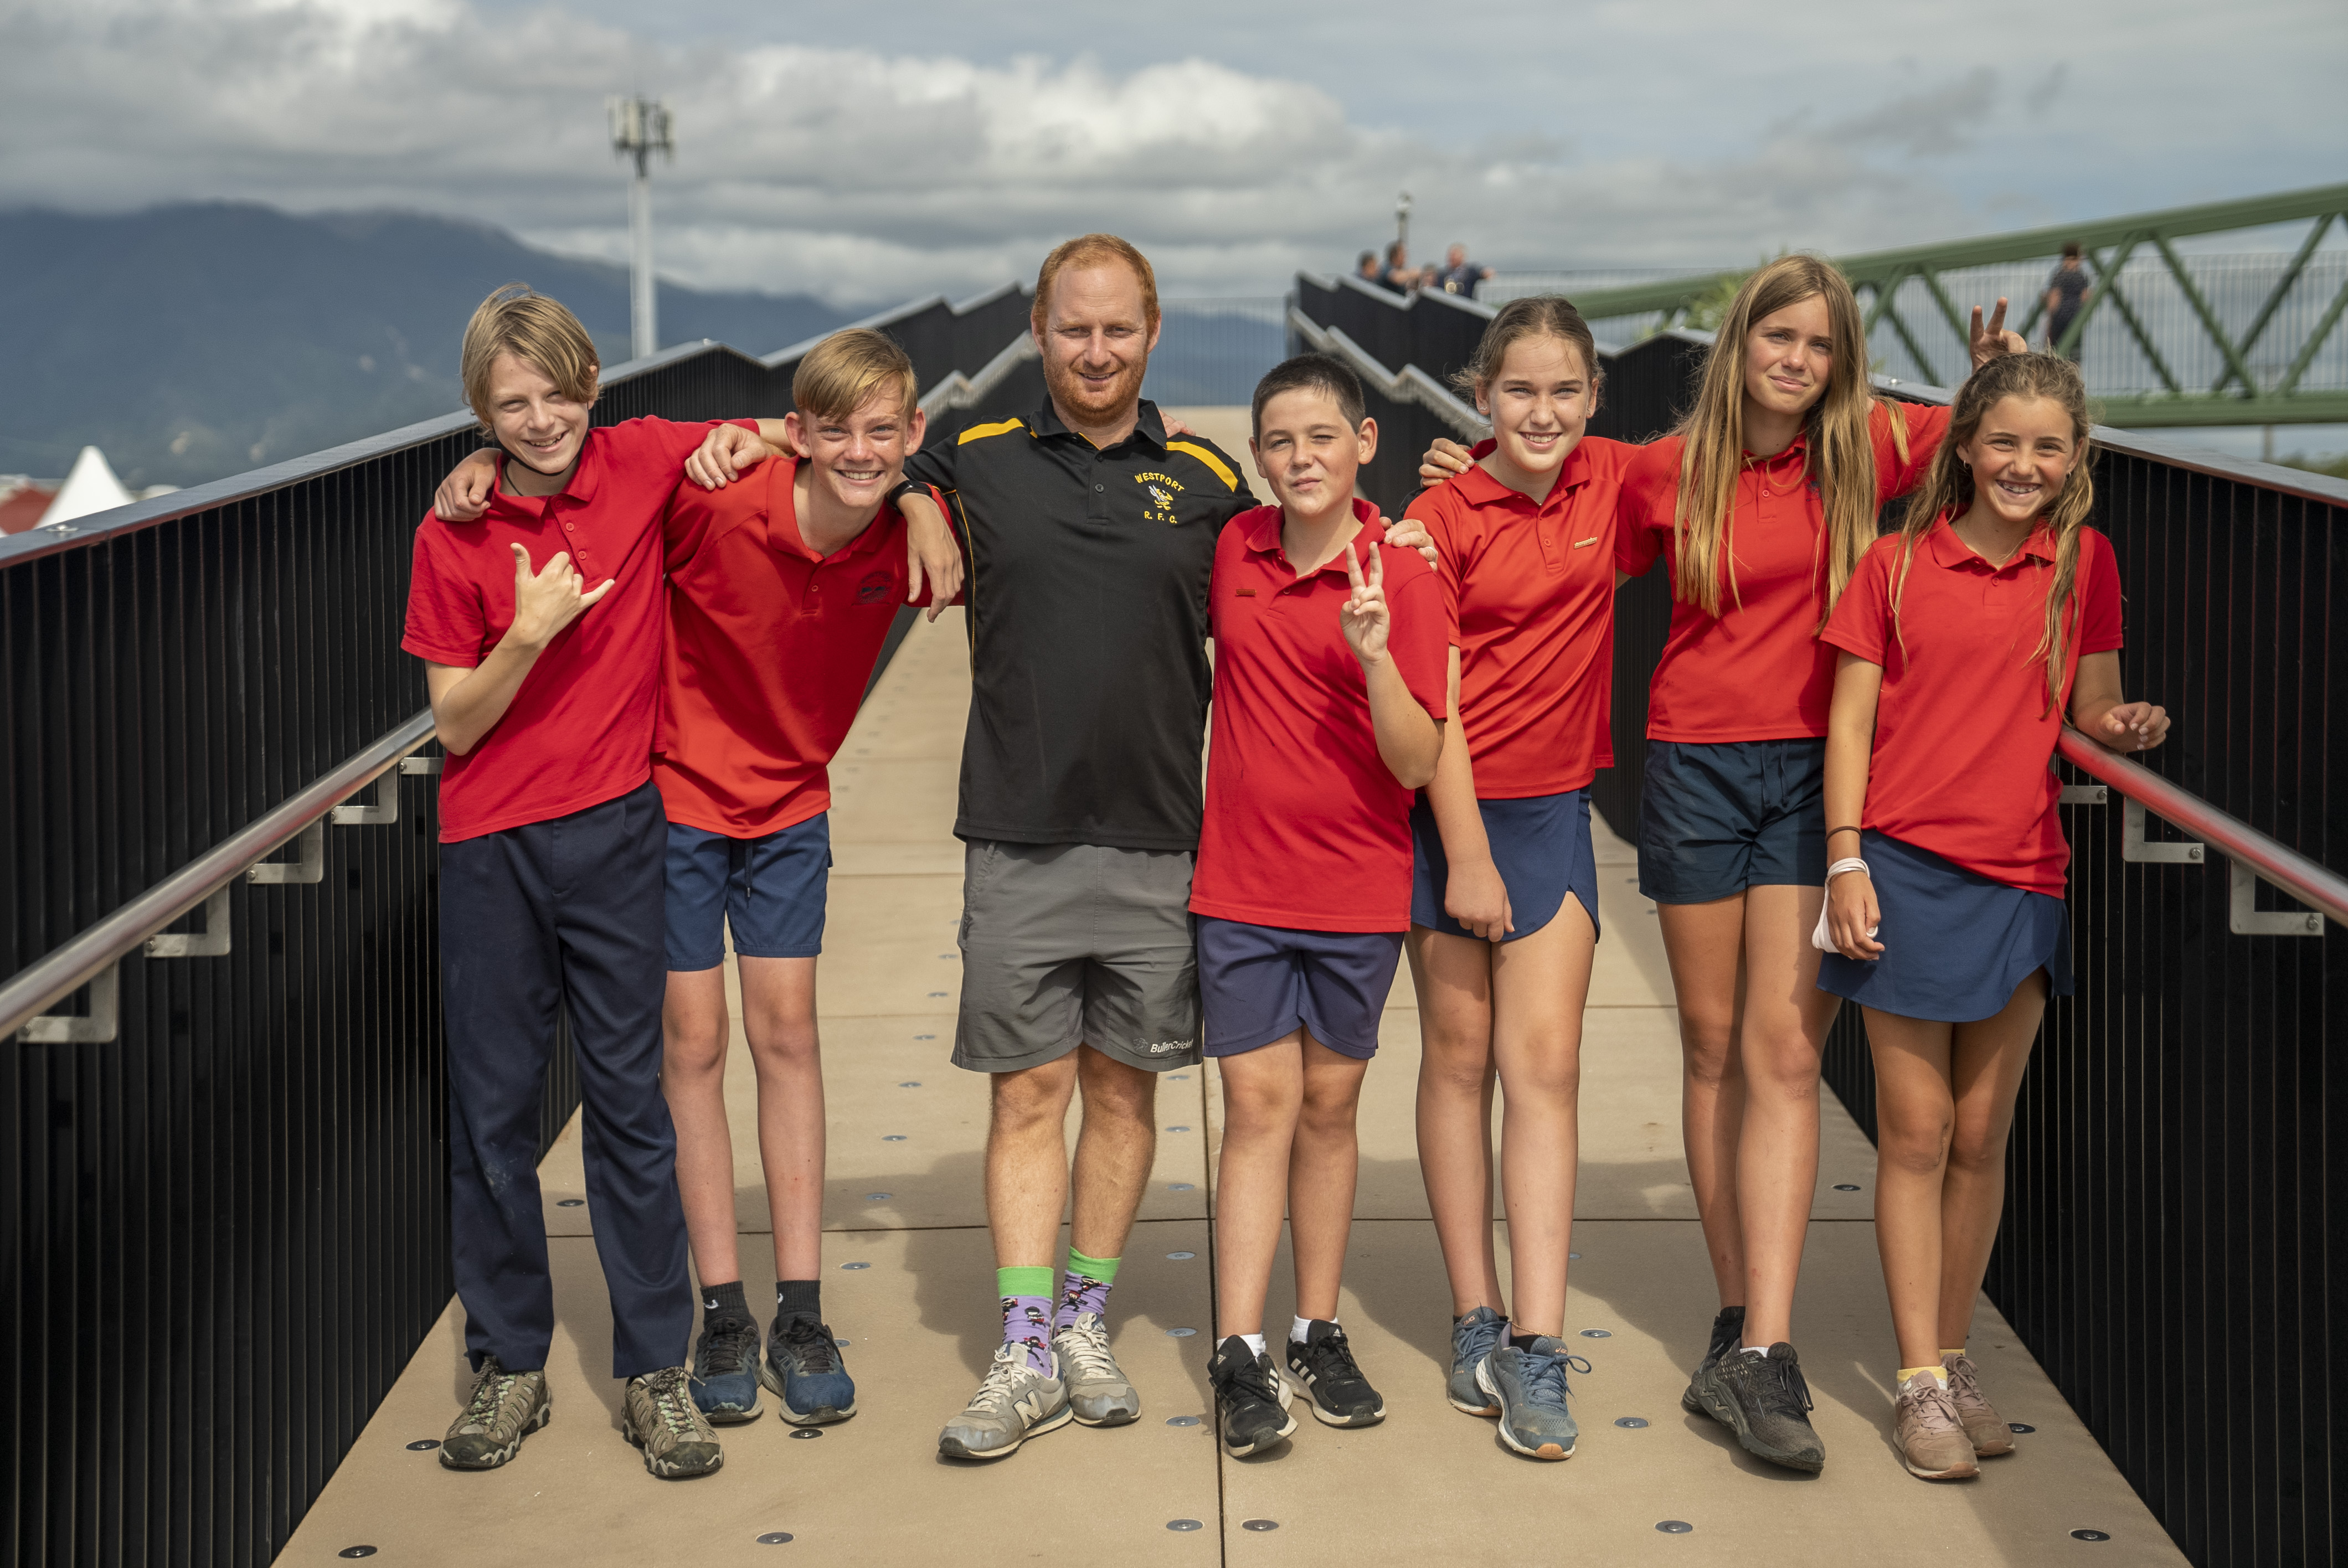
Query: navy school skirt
1817,830,2073,1023
1409,787,1600,943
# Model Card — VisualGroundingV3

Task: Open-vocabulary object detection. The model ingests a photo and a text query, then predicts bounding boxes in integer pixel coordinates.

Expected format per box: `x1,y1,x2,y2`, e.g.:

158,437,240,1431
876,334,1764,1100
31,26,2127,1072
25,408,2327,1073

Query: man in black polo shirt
891,235,1253,1459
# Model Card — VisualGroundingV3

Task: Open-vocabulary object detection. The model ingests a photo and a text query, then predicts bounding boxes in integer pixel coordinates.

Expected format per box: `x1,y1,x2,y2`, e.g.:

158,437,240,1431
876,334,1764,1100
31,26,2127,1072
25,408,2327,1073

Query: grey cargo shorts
951,840,1202,1074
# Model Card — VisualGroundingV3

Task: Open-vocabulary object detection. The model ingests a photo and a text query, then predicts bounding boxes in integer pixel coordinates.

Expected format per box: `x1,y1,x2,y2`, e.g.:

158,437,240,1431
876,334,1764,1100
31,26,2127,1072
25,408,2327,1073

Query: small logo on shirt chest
854,571,894,604
1133,471,1184,525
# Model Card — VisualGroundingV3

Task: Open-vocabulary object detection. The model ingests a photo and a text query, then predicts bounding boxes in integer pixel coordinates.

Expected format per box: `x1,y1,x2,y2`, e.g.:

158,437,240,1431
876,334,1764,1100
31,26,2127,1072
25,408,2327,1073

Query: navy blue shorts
1639,739,1828,904
1410,788,1600,943
663,814,832,971
1817,831,2074,1023
1196,917,1405,1060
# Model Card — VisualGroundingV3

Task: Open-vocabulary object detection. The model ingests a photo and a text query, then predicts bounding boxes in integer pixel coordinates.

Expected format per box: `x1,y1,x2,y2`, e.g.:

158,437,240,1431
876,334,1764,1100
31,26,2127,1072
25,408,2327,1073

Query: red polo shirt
1822,518,2123,894
1615,400,1950,742
1403,436,1636,797
1191,502,1453,932
401,416,755,842
654,457,946,837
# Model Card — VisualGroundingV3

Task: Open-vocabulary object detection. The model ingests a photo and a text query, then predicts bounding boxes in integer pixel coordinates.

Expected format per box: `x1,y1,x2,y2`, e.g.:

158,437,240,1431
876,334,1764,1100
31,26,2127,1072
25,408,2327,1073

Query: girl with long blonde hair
1817,353,2167,1481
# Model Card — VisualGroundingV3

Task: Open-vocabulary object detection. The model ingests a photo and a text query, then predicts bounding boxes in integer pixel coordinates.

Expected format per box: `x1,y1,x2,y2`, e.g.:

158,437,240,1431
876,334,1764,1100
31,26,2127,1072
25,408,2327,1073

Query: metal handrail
1286,308,1491,440
917,332,1039,417
2058,726,2347,929
2,708,441,1040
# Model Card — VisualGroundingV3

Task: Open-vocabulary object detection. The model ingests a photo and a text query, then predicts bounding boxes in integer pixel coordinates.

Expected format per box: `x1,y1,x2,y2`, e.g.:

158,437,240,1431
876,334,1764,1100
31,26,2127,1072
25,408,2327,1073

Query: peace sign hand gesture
1969,296,2028,369
1338,541,1390,667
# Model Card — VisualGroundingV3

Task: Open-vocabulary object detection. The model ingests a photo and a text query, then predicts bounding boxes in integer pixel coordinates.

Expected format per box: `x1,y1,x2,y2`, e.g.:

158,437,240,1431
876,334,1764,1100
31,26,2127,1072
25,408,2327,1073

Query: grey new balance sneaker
1894,1371,1980,1481
1940,1352,2015,1456
623,1365,725,1478
440,1355,552,1471
1051,1312,1140,1426
1447,1306,1506,1416
1699,1342,1826,1472
1476,1337,1590,1460
939,1343,1072,1460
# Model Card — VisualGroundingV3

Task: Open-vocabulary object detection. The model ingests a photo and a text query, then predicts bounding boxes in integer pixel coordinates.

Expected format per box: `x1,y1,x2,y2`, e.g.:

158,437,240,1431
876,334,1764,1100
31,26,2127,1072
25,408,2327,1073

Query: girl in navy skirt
1818,352,2170,1482
1400,297,1638,1461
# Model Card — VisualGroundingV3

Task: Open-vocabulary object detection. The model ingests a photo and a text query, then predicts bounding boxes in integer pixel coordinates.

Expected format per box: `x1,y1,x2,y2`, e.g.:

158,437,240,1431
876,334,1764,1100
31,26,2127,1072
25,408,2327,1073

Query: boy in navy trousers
405,285,774,1480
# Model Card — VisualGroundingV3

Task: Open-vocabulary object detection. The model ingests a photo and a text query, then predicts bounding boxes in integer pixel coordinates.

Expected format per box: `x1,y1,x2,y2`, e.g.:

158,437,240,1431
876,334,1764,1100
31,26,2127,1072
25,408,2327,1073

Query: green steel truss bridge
1494,184,2348,427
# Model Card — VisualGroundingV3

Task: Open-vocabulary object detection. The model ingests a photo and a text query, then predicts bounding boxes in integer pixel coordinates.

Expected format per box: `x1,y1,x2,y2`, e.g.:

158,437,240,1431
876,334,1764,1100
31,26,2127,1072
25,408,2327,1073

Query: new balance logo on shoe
1013,1391,1051,1424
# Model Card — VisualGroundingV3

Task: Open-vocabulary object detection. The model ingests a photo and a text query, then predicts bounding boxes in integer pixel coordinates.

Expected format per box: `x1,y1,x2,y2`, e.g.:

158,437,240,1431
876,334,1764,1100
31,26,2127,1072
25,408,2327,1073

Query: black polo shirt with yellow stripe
901,399,1253,851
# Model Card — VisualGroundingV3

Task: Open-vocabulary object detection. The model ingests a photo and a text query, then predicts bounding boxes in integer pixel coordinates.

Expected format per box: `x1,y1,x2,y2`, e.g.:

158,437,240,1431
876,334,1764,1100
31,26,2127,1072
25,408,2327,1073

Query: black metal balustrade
1292,275,2345,1568
2,288,1038,1568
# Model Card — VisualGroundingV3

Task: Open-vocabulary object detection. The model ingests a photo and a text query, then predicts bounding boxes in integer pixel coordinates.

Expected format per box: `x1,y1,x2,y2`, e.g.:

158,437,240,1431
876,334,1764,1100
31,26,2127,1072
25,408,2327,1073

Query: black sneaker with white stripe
1208,1336,1296,1457
1284,1320,1386,1427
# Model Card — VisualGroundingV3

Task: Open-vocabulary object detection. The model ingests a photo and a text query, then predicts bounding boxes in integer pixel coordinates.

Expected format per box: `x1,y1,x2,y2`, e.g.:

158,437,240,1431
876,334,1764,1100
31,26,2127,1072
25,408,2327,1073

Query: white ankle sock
1238,1332,1267,1359
1290,1316,1316,1345
1739,1345,1771,1358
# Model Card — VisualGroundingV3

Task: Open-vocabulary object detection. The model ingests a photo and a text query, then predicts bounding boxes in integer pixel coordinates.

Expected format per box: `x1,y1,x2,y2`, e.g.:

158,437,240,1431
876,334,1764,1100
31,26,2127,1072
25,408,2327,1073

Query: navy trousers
439,780,691,1380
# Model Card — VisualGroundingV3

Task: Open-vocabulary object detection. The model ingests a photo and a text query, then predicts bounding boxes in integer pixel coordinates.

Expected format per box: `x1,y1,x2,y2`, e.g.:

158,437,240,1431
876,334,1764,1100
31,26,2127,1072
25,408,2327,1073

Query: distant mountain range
0,203,848,489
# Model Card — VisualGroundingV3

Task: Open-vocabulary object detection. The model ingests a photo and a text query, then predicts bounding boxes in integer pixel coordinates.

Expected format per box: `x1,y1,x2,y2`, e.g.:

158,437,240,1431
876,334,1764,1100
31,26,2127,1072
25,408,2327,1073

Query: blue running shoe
763,1313,857,1425
1448,1306,1507,1415
1475,1336,1591,1460
688,1313,762,1425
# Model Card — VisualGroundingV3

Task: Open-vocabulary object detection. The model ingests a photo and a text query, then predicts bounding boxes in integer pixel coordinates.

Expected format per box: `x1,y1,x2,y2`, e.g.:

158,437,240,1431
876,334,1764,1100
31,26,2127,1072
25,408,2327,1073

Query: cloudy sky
3,0,2341,307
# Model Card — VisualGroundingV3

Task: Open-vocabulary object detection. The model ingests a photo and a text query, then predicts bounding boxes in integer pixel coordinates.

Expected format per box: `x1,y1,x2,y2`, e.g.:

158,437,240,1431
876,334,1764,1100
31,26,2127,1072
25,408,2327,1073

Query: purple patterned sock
1002,1295,1054,1374
1053,1270,1115,1332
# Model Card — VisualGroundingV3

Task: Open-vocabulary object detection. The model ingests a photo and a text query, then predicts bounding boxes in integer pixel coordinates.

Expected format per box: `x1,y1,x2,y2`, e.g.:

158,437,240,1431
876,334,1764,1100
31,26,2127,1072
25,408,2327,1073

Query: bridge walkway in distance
280,576,2181,1566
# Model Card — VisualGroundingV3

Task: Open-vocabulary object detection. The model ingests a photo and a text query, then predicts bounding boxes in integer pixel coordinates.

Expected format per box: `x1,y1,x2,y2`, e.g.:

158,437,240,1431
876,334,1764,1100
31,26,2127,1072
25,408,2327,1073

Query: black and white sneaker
1682,1303,1745,1417
1283,1321,1386,1427
1208,1336,1296,1458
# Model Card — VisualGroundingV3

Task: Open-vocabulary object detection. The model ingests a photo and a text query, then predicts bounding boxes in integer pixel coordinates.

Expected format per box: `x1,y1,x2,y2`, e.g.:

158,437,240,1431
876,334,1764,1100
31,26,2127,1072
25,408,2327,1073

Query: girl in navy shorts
1402,298,1638,1461
1819,353,2168,1481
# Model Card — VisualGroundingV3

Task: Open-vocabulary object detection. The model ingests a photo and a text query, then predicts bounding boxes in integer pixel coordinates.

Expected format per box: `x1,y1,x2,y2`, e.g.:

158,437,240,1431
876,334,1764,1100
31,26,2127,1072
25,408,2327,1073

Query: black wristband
890,478,925,504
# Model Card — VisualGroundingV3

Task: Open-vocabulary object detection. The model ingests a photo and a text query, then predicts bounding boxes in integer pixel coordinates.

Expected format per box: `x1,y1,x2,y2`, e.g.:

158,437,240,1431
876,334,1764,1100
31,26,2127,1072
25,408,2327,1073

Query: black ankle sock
776,1279,821,1323
701,1280,750,1324
1508,1328,1547,1351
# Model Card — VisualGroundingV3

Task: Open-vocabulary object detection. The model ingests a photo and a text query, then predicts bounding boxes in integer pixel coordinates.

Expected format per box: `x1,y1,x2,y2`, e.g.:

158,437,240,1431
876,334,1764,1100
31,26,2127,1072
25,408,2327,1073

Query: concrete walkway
281,601,2182,1566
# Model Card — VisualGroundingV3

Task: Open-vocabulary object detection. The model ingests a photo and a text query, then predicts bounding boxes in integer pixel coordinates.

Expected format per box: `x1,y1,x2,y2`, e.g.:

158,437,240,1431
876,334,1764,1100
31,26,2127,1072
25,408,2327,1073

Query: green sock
997,1266,1056,1373
1055,1247,1120,1328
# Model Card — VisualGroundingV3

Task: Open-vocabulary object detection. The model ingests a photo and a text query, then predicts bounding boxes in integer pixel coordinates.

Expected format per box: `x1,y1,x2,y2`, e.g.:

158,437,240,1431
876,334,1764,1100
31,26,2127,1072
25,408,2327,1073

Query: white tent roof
37,446,135,528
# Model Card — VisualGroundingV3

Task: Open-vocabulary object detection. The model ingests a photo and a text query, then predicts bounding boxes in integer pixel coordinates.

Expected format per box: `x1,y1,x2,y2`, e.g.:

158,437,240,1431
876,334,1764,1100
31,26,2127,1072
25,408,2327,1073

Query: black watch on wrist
890,479,925,505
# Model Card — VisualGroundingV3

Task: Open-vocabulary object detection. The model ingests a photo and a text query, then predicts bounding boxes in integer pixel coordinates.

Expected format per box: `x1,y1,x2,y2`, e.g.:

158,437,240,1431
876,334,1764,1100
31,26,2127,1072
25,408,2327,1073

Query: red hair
1032,234,1160,330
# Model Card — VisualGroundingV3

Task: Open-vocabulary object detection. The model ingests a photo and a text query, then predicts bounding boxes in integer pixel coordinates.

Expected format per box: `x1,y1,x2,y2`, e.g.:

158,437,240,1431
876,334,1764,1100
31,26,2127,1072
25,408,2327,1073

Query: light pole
608,95,673,362
1394,191,1412,256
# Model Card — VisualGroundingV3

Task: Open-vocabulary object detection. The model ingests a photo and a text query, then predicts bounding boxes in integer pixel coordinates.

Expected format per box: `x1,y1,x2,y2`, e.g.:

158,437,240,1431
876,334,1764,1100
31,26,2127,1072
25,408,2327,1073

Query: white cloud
1,0,2340,306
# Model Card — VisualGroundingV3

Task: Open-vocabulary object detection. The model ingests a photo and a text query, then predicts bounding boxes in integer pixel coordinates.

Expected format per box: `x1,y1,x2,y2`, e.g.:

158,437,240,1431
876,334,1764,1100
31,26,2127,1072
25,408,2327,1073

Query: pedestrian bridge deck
281,602,2182,1567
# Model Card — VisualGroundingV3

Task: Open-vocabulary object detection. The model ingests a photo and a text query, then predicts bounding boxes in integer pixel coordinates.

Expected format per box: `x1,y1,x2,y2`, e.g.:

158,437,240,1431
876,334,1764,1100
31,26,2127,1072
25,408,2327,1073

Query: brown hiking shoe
440,1355,552,1471
624,1365,724,1478
1942,1352,2016,1456
1893,1371,1980,1481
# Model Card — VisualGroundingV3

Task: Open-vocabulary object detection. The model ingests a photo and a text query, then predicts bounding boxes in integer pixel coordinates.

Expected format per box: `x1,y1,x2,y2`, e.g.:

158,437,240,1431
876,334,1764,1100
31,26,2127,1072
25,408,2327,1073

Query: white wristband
1812,859,1881,951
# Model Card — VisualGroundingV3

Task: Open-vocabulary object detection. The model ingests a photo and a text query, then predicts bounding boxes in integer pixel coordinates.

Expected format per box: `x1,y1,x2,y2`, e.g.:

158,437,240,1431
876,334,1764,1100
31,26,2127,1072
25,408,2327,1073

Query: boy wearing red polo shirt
653,330,949,1428
403,285,767,1481
1196,355,1450,1458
